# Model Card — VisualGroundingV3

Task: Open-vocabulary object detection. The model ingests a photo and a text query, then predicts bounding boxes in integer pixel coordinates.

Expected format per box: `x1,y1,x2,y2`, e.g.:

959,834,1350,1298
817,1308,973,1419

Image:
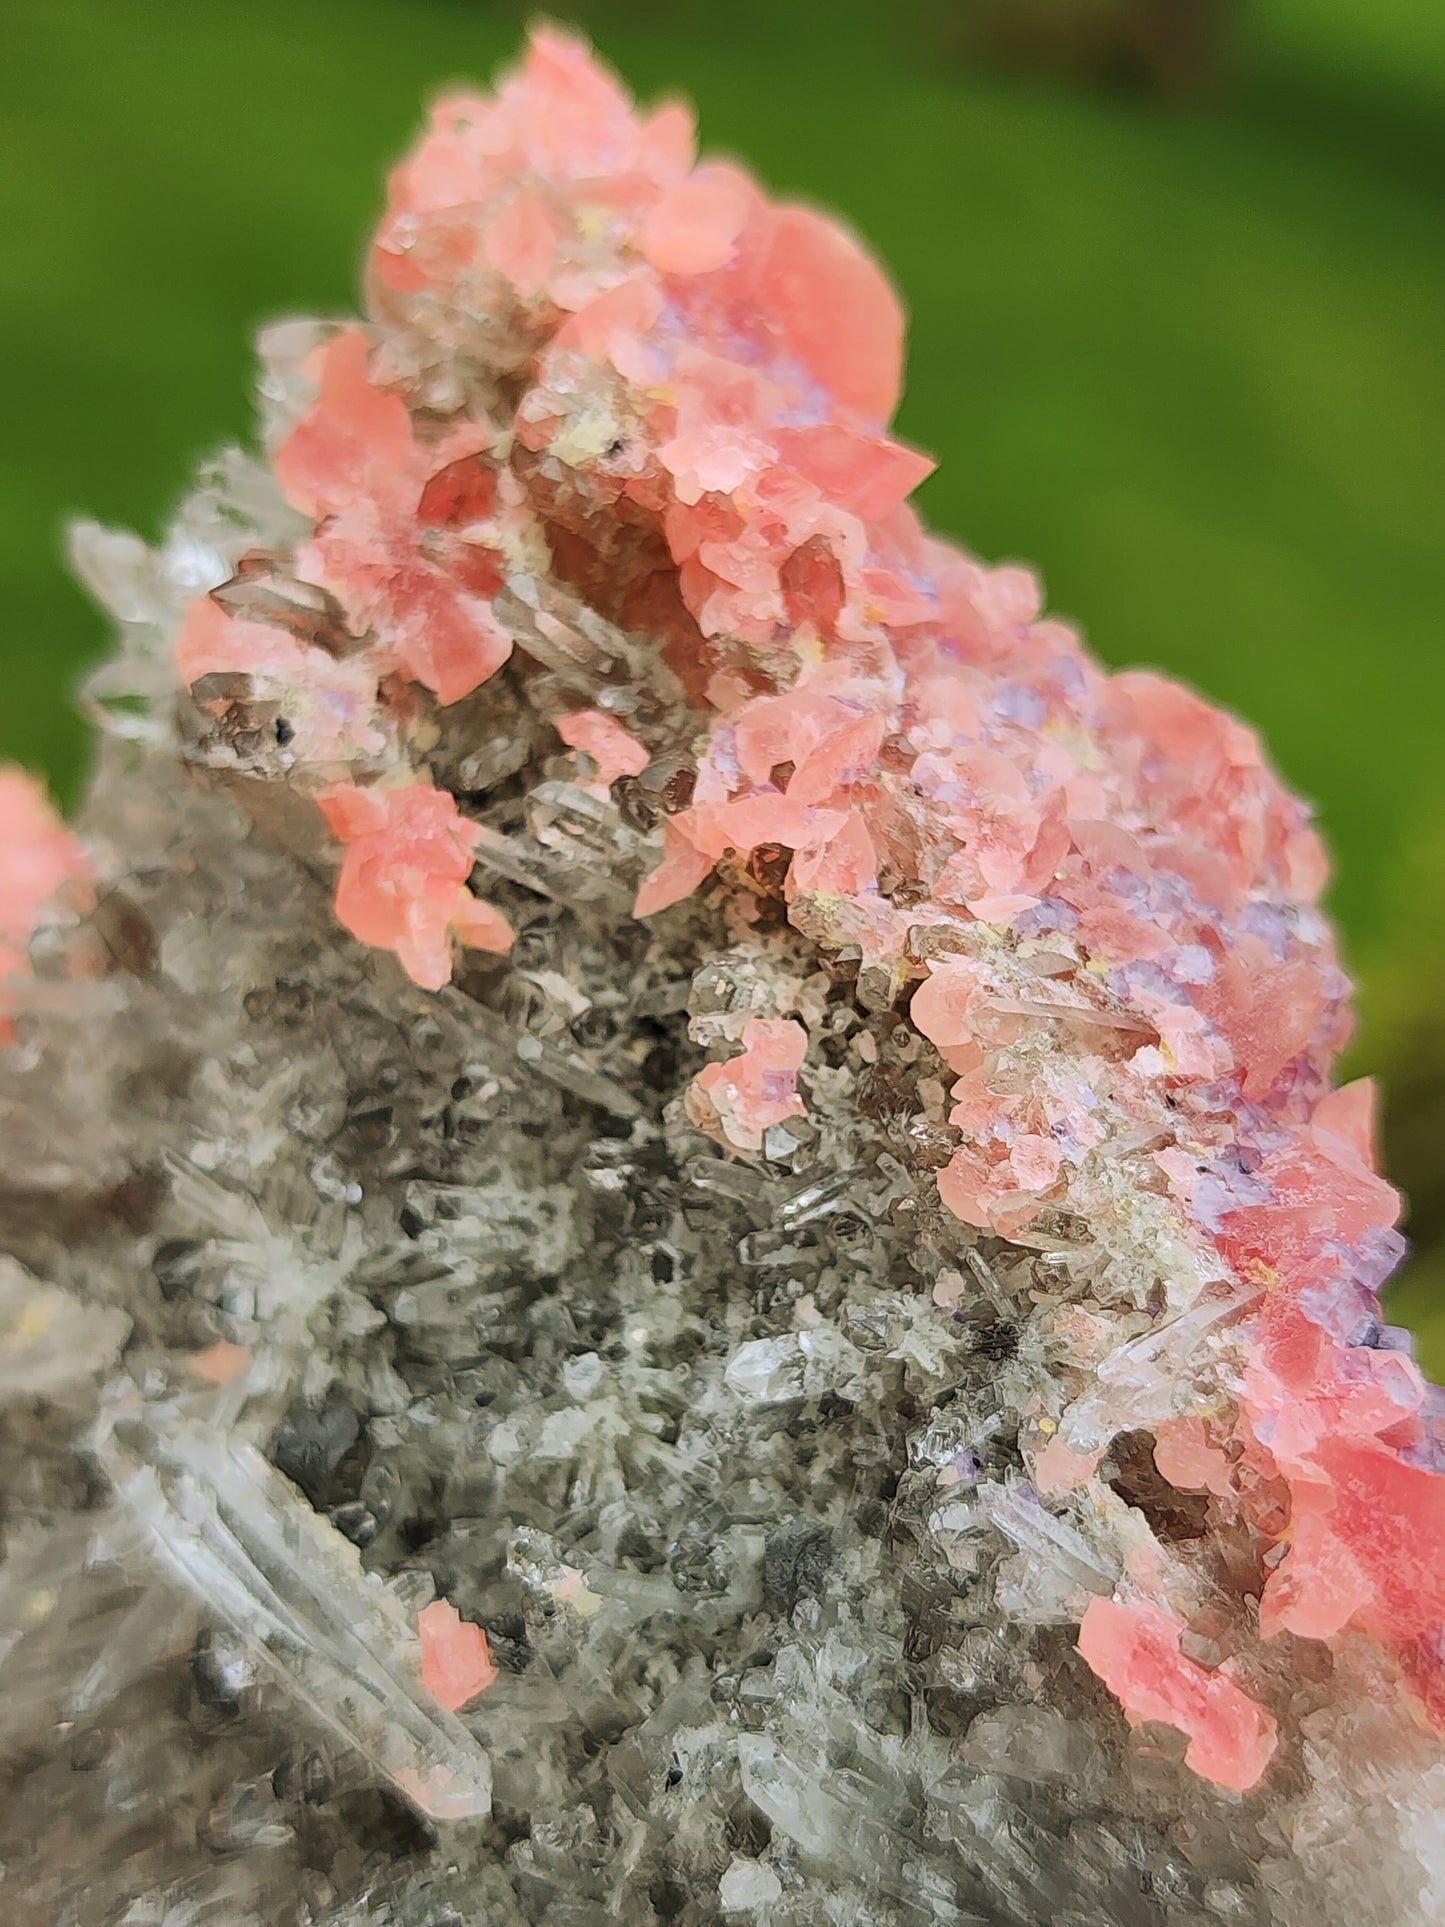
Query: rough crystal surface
1,26,1442,1927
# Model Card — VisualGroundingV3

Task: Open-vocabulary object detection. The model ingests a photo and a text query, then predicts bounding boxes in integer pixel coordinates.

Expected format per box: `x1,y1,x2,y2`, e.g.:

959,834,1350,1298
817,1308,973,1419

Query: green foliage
1,0,1441,1357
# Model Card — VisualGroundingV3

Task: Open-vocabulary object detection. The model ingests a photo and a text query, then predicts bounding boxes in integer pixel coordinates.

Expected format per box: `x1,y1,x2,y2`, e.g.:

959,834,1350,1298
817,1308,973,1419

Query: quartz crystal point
2,26,1443,1926
93,1390,495,1822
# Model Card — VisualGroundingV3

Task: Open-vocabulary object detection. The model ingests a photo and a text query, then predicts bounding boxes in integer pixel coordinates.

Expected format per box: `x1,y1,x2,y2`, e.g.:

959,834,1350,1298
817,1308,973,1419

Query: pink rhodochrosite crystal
177,595,387,762
417,1599,498,1712
686,1016,808,1153
272,330,515,706
9,25,1445,1925
0,766,90,1038
554,708,649,787
1077,1597,1278,1795
317,782,511,989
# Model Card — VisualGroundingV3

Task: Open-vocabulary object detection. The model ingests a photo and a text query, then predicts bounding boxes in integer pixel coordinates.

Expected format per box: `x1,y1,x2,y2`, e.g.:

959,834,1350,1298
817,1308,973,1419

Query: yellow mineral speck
15,1301,54,1341
552,403,621,468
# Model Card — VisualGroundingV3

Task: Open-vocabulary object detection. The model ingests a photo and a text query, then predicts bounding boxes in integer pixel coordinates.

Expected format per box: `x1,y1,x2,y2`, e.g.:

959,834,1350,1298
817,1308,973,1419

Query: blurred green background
2,1,1442,1356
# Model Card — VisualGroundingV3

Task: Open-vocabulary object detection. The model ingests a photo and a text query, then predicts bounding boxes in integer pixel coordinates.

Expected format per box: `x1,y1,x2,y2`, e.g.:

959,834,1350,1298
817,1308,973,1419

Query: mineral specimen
1,26,1443,1927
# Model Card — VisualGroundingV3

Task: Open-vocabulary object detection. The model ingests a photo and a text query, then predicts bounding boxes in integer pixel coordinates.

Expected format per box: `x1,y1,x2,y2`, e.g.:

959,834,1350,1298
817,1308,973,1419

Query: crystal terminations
2,28,1444,1927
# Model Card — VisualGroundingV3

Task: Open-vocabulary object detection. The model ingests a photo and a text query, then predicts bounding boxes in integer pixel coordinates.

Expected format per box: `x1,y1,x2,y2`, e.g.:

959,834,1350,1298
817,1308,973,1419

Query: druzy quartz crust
1,28,1443,1926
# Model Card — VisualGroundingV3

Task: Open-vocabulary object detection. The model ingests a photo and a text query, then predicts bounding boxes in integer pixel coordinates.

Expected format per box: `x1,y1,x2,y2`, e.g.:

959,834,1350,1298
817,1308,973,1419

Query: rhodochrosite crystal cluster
2,30,1442,1927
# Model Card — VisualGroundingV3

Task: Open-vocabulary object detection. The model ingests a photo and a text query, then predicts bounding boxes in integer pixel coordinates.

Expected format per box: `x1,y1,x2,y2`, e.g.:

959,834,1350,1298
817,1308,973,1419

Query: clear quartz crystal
93,1392,492,1823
